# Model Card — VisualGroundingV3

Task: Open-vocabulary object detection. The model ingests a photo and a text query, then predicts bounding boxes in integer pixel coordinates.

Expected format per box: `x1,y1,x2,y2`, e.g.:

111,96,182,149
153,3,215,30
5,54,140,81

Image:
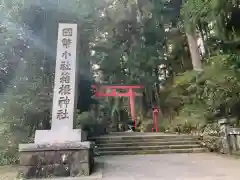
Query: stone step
96,140,199,147
93,133,192,140
97,144,201,151
97,148,208,156
92,133,204,156
108,132,183,136
94,137,197,143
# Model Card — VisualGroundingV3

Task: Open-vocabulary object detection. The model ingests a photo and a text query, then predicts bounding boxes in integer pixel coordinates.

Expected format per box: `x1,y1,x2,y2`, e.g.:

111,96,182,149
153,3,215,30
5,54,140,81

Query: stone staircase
91,132,207,156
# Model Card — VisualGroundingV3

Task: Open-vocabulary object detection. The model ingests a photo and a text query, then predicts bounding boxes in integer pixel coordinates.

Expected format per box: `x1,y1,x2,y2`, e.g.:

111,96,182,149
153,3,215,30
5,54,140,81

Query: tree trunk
186,31,203,71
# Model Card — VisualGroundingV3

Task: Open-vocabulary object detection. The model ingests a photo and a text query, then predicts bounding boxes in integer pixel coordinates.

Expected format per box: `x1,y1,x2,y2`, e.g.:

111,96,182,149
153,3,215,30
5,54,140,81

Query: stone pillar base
18,141,94,179
34,129,87,144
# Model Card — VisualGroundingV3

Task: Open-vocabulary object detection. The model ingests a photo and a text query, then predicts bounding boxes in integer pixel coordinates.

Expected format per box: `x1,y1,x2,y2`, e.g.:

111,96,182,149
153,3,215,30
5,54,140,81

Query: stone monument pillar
18,23,94,179
34,23,86,143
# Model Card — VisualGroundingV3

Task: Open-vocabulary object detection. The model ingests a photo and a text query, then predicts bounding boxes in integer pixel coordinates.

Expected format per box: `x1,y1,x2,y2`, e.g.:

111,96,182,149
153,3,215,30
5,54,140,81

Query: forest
1,0,240,164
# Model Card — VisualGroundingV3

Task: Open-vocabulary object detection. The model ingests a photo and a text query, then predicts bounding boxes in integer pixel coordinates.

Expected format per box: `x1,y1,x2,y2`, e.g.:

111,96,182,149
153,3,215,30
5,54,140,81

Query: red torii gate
92,84,144,129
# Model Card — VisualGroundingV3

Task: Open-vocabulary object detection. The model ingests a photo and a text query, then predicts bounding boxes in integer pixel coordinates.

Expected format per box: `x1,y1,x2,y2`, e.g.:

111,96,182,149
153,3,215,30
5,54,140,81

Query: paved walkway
1,153,240,179
96,153,240,180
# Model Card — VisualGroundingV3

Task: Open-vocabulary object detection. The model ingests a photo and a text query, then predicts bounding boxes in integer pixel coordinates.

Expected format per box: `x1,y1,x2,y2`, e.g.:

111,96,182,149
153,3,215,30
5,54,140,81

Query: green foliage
168,54,240,125
201,135,222,152
76,111,106,137
162,117,201,134
201,123,220,136
137,118,153,132
0,151,18,165
76,112,96,130
200,123,222,152
181,0,212,27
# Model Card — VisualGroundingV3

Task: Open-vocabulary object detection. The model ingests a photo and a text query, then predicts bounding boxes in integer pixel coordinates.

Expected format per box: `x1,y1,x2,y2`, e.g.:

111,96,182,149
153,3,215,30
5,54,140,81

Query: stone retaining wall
200,119,240,155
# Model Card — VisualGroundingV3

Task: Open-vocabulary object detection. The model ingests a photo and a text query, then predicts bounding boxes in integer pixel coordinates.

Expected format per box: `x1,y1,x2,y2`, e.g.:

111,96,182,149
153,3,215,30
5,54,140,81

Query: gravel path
96,153,240,180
